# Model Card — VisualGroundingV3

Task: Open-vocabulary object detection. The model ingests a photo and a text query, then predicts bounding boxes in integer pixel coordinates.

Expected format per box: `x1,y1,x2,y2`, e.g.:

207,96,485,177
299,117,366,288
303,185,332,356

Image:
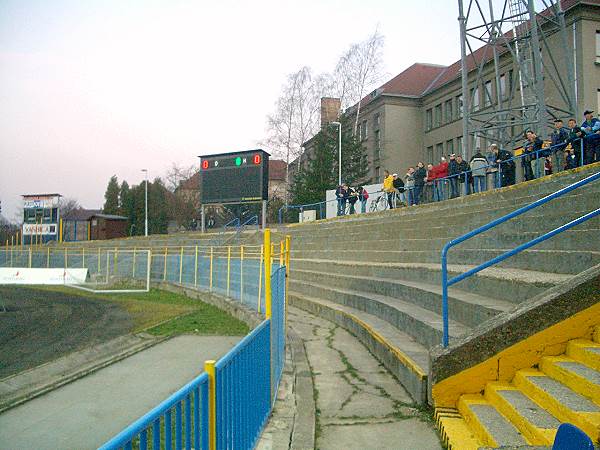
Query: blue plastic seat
552,423,594,450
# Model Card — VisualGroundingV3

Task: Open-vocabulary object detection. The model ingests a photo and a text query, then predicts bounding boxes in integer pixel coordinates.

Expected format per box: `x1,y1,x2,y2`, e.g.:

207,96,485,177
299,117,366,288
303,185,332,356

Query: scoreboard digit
199,149,269,204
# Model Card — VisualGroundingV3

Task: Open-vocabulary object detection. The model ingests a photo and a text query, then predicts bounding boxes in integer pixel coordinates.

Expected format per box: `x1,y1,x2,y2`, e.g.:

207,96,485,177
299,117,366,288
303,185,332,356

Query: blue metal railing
98,372,210,450
270,265,286,400
440,170,600,347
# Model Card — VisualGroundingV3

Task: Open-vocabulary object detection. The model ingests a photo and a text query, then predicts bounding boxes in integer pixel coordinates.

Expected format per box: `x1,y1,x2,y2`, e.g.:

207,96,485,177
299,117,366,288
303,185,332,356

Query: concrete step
291,268,512,328
513,369,600,441
291,248,600,275
434,407,483,450
566,339,600,372
594,325,600,344
457,395,528,447
540,356,600,404
288,278,470,349
484,384,560,445
288,291,430,403
291,259,568,303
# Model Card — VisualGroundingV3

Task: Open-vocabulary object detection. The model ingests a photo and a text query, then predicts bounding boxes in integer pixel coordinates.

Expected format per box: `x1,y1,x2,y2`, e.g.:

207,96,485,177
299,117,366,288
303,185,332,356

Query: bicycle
369,194,389,212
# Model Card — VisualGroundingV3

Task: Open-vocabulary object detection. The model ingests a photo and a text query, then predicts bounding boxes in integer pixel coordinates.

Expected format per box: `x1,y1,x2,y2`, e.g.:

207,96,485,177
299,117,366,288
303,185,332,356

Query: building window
375,166,381,180
457,136,463,155
446,139,454,155
597,31,600,63
471,87,480,111
374,130,381,159
508,70,514,96
456,94,463,118
427,146,434,164
374,113,380,129
361,120,368,140
484,80,493,107
434,104,442,127
445,99,453,123
500,74,506,99
426,108,433,131
436,143,444,161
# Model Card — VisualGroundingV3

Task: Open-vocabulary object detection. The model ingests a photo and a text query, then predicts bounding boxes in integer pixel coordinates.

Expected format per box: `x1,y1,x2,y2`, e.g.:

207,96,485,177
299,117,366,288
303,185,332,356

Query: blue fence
440,170,600,347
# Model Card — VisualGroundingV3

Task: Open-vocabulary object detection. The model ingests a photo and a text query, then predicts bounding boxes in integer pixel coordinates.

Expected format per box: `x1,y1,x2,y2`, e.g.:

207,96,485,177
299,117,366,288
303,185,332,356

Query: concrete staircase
437,325,600,448
279,165,600,421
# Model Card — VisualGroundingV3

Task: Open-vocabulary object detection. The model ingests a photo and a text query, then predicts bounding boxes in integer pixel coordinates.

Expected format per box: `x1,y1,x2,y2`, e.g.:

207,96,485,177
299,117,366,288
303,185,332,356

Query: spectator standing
565,148,578,170
567,118,585,166
581,110,600,164
448,154,460,198
357,186,369,213
470,151,488,193
347,186,358,214
405,167,416,206
393,173,405,207
551,119,568,172
424,163,435,203
383,170,395,209
523,130,542,180
493,145,516,187
413,162,426,205
435,156,449,201
486,148,499,188
455,155,470,196
335,184,347,216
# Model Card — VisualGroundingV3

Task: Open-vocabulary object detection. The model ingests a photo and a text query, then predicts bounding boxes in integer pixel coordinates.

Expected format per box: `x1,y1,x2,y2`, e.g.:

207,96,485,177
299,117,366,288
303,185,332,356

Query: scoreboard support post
262,200,267,230
201,204,205,233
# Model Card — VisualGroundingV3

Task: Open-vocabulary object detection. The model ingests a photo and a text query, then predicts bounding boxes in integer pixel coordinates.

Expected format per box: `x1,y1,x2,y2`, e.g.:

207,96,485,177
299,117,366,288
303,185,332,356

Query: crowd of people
333,111,600,215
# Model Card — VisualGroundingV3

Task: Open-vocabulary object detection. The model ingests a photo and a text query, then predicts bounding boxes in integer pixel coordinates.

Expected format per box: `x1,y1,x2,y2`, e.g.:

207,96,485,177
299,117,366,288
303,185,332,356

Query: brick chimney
320,97,341,130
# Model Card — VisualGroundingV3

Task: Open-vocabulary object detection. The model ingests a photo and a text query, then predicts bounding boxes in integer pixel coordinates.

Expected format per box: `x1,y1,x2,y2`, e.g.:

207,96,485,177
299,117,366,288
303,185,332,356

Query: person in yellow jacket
383,170,395,209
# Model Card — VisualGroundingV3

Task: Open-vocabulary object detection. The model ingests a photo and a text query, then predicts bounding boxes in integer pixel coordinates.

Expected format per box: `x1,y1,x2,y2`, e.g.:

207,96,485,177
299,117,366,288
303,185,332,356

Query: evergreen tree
103,175,120,214
119,181,135,235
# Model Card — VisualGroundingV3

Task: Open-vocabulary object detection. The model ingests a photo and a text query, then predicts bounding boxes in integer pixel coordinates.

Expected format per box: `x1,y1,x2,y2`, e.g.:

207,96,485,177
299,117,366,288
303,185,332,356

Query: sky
0,0,464,222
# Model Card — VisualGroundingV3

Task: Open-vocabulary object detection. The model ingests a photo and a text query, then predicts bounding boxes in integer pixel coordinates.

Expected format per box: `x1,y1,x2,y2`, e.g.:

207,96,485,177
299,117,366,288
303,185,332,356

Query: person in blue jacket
581,110,600,164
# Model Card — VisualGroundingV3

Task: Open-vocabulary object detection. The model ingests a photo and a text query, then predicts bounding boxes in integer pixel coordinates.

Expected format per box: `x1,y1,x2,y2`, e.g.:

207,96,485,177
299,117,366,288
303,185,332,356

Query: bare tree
164,163,198,193
333,28,385,134
60,198,82,218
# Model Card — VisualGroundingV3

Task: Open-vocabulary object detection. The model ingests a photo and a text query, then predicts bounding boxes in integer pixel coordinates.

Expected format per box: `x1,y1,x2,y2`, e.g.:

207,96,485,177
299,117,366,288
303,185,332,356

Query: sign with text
0,268,88,285
22,223,57,236
23,195,60,209
199,149,269,204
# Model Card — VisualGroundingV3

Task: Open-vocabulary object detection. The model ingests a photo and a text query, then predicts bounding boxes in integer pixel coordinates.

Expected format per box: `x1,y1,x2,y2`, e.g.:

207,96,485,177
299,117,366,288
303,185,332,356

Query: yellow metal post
59,219,63,243
227,246,231,296
279,241,284,266
285,235,291,329
264,229,272,318
179,246,184,284
204,360,217,450
194,245,198,287
209,247,214,292
240,246,244,301
257,245,263,313
163,247,168,281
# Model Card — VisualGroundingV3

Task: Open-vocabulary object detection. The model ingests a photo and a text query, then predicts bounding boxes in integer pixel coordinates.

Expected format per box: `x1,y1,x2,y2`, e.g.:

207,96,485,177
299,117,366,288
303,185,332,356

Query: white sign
0,268,88,285
300,210,316,223
22,223,57,236
23,195,60,209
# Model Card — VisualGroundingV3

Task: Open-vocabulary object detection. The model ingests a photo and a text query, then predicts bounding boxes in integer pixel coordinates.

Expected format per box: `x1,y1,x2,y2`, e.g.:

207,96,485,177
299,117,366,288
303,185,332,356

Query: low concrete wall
429,263,600,406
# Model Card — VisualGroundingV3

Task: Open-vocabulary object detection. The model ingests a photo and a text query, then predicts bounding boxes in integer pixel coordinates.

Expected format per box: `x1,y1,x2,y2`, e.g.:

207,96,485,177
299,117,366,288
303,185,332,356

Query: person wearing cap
567,118,585,167
581,110,600,164
335,183,348,216
392,172,405,207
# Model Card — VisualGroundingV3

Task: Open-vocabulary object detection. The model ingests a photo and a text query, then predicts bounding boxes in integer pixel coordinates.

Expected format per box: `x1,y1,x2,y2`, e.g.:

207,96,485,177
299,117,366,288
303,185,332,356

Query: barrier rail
440,170,600,347
98,229,289,450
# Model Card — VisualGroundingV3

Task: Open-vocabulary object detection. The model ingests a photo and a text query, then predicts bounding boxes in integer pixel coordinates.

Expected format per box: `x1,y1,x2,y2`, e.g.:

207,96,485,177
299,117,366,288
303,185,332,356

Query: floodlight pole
142,169,148,237
331,121,342,185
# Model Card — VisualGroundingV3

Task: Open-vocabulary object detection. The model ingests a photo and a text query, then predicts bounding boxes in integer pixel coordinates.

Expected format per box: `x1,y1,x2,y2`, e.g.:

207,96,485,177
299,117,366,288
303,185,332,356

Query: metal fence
96,230,289,450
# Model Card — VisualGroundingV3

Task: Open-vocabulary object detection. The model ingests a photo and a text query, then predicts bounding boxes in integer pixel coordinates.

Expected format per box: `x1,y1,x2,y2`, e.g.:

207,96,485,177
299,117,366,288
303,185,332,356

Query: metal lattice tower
458,0,576,157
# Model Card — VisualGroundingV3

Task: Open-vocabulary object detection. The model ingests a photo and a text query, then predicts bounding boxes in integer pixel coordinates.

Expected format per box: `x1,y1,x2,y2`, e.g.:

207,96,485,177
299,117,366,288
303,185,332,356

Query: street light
331,121,342,185
141,169,148,236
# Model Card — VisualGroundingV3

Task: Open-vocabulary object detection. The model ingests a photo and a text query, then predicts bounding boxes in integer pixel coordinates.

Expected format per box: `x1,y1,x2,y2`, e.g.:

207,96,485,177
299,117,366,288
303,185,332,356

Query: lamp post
331,121,342,185
141,169,148,237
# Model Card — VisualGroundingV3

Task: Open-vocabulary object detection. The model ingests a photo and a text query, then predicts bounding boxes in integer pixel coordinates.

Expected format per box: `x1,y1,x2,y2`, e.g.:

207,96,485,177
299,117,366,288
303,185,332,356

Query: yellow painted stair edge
540,356,600,405
457,394,503,448
434,407,482,450
513,369,600,442
484,382,555,446
567,339,600,372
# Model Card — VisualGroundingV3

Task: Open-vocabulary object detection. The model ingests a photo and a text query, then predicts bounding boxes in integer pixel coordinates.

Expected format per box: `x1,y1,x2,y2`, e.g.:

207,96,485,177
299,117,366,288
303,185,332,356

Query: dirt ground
0,286,132,379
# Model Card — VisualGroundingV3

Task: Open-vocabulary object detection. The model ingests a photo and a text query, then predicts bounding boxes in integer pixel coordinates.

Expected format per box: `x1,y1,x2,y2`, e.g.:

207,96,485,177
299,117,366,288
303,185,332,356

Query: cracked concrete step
566,339,600,372
484,384,561,445
288,291,430,403
291,248,600,275
457,395,528,447
291,268,512,328
291,259,568,304
540,356,600,403
288,278,470,349
513,369,600,441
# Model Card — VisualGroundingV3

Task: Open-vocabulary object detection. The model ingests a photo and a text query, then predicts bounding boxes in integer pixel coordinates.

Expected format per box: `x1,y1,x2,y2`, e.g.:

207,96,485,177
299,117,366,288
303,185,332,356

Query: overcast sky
0,0,465,221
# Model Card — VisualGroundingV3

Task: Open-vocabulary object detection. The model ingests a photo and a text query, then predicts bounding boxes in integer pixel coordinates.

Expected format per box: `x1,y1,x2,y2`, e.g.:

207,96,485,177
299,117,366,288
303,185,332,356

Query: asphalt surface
0,286,132,379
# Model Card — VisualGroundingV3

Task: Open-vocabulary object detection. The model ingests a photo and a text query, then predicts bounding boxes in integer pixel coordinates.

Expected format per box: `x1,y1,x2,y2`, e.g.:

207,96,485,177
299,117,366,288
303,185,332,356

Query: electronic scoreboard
199,149,269,204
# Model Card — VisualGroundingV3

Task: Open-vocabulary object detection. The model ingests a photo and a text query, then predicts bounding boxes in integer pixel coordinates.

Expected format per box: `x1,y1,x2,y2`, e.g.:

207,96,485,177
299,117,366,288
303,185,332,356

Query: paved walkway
0,335,240,450
259,307,443,450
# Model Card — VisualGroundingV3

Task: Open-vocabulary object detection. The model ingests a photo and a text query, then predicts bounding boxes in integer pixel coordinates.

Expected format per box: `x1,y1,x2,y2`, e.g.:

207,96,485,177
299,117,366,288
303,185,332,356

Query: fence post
264,229,272,319
179,246,184,284
227,246,231,297
240,246,244,302
209,247,214,292
257,245,264,313
204,360,217,450
285,235,291,331
279,241,284,266
194,245,198,287
163,247,168,282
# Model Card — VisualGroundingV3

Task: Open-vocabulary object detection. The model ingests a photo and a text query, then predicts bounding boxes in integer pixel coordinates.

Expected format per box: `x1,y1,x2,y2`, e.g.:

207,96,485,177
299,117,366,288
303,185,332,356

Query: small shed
89,214,128,240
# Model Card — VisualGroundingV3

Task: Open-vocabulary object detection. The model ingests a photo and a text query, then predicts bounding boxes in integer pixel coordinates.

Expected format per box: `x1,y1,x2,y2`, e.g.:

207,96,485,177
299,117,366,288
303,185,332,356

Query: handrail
440,170,600,347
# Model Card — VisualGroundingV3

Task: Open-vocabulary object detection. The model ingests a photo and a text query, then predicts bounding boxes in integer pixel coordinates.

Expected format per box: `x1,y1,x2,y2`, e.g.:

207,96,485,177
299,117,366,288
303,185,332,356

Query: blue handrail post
278,207,284,224
535,149,541,179
441,246,450,347
580,139,585,167
497,163,502,188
